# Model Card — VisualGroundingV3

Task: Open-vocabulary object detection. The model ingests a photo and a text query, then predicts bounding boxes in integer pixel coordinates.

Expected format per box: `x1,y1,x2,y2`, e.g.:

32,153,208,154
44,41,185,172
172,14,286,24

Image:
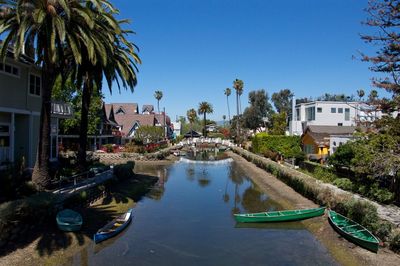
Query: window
338,108,343,113
296,108,300,121
0,63,19,77
317,107,322,113
345,108,350,121
29,74,41,96
338,123,343,126
331,107,336,113
305,107,315,121
304,144,314,154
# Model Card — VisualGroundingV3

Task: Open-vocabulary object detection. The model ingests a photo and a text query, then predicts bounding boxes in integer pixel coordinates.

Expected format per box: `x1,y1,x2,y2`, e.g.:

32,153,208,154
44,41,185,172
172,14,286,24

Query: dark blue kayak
94,209,133,244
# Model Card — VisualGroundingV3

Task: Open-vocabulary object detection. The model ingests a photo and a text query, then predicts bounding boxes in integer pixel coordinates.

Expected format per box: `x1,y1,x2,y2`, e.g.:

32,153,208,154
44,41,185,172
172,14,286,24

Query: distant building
171,121,181,137
105,103,173,143
289,100,382,135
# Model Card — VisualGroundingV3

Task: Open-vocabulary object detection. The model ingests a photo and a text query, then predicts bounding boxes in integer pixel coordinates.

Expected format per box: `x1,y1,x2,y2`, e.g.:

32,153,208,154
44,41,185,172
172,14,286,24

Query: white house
289,100,382,135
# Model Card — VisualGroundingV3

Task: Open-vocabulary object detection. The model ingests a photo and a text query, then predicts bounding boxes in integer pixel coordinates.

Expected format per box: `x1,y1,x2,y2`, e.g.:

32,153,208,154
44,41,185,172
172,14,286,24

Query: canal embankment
0,159,173,266
228,148,400,265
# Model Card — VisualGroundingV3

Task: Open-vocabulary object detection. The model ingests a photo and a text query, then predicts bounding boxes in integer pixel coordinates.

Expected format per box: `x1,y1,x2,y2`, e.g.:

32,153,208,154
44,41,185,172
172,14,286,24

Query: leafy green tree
186,108,198,137
134,126,163,144
154,90,163,114
269,112,287,135
271,89,293,114
243,89,274,131
198,102,213,137
224,88,231,123
328,142,355,169
0,0,112,189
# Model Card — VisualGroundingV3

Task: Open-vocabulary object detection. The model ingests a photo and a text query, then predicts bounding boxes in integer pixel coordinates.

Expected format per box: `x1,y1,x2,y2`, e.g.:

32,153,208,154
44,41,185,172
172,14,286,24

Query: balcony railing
0,147,10,164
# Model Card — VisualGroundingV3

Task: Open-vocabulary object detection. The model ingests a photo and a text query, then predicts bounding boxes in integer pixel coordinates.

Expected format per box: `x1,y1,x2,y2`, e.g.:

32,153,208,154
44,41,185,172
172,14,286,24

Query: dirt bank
228,151,400,266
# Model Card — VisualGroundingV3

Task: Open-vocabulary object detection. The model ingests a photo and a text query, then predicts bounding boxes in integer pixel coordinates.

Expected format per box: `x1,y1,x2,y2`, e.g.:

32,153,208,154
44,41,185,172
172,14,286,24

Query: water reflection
70,155,338,266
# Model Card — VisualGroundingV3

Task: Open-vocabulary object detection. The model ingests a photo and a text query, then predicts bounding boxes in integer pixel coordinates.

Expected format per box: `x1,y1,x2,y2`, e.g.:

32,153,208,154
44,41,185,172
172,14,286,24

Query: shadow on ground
0,172,160,260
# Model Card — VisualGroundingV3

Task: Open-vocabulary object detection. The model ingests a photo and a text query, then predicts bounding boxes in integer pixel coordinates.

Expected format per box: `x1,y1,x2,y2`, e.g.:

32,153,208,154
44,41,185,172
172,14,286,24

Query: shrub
252,134,304,160
113,161,135,181
103,144,114,153
344,199,378,231
313,166,337,183
390,229,400,253
333,178,353,191
369,184,394,204
374,221,393,242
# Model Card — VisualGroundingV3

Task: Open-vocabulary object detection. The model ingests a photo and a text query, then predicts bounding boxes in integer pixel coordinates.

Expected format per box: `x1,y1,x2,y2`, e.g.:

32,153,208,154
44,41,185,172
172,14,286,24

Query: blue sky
104,0,381,121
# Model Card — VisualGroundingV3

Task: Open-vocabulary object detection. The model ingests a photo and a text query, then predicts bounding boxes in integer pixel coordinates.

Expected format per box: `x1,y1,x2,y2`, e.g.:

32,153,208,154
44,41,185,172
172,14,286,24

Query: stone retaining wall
231,146,400,227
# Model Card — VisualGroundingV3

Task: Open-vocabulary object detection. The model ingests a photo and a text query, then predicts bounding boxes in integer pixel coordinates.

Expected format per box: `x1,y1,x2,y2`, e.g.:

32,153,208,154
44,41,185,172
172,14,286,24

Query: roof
301,126,359,147
142,105,154,113
114,114,156,136
155,113,171,126
105,103,139,117
184,130,202,138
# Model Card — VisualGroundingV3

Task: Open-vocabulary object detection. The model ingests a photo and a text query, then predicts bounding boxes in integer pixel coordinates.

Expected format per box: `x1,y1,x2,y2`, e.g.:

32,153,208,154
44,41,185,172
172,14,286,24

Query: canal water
70,157,338,265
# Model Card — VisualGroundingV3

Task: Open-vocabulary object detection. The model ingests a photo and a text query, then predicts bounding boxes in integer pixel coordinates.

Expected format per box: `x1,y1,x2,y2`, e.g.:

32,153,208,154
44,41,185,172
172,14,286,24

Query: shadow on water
0,171,161,260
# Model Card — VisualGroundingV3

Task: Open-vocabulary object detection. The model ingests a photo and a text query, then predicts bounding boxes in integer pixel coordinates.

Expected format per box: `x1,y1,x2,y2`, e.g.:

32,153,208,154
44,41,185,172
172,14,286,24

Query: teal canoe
234,207,325,223
328,210,380,253
56,209,83,232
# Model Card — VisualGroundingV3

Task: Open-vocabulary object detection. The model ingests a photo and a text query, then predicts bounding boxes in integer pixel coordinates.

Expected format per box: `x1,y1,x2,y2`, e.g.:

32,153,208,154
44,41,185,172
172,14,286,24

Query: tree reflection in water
197,166,211,187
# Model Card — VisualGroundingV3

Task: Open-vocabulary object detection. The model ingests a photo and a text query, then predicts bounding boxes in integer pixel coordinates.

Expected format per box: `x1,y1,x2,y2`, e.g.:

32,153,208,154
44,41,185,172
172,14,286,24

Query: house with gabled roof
105,102,173,143
301,125,362,162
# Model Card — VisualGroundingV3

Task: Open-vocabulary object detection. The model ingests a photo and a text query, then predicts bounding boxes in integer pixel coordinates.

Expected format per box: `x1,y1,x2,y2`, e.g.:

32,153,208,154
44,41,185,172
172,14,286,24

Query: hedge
252,133,304,160
231,146,399,252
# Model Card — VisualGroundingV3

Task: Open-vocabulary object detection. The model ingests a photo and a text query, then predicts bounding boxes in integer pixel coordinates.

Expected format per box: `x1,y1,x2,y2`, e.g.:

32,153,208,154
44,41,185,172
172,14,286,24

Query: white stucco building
289,101,382,135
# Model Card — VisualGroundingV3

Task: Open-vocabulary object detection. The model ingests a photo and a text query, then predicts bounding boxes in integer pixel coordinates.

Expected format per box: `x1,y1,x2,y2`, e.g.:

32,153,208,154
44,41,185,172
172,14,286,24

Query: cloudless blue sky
104,0,382,121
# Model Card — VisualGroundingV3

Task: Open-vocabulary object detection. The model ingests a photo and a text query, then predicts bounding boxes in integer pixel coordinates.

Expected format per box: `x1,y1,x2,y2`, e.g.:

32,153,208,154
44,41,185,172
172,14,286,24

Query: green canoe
234,207,325,223
328,210,380,253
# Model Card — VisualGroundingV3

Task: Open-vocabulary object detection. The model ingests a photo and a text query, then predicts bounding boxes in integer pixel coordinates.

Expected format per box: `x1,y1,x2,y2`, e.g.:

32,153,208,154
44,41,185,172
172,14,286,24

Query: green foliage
328,142,355,168
53,77,104,135
134,126,164,144
252,134,304,160
369,184,394,204
390,230,400,252
113,161,135,181
271,89,293,114
242,89,274,130
269,112,287,135
333,178,353,191
374,221,393,242
103,144,114,153
344,199,379,231
313,166,337,183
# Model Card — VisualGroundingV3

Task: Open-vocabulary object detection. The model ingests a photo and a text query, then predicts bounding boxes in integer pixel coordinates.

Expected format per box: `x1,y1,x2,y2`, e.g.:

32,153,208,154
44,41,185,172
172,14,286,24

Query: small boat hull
234,207,325,223
56,209,83,232
94,209,133,244
328,210,379,253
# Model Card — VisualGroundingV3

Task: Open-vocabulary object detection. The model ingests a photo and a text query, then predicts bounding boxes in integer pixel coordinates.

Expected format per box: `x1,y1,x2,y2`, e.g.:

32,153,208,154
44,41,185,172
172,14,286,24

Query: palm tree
357,89,365,101
198,102,213,137
76,5,140,168
154,90,163,114
224,88,231,123
233,79,244,140
222,115,226,126
186,108,197,138
0,0,108,190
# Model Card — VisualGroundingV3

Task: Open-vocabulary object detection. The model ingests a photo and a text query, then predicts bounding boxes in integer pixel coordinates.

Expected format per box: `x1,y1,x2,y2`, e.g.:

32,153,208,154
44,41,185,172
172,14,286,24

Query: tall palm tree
224,88,231,123
76,4,140,168
233,79,244,140
198,102,213,137
154,90,163,114
222,115,226,126
186,108,197,138
357,89,365,101
0,0,107,190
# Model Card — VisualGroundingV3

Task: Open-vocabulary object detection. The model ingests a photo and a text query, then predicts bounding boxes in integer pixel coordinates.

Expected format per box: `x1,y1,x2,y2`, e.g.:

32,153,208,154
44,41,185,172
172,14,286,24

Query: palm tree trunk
203,113,207,137
32,61,56,190
227,95,231,124
78,79,92,170
236,91,240,140
157,100,160,114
